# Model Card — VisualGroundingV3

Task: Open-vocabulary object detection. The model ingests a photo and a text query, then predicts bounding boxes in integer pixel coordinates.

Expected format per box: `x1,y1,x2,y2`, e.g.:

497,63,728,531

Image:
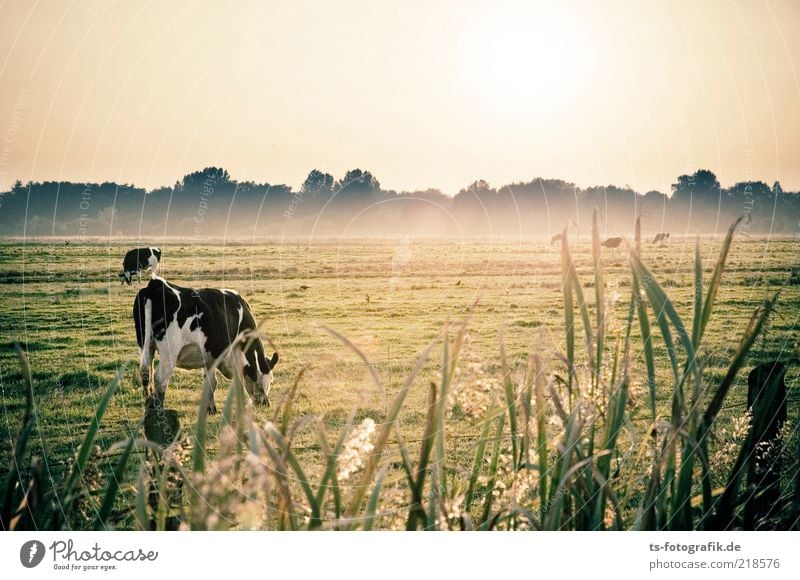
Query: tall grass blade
479,413,506,530
363,465,389,531
406,381,437,530
499,331,518,469
592,209,605,389
61,368,123,526
1,345,37,530
545,406,584,529
630,251,697,427
277,368,305,437
265,424,320,528
630,252,696,367
314,414,351,520
94,437,134,530
533,356,549,518
594,374,629,526
568,257,595,367
465,403,500,513
258,430,298,531
697,217,743,346
632,268,657,422
560,227,575,400
691,237,704,347
192,374,213,474
134,462,150,530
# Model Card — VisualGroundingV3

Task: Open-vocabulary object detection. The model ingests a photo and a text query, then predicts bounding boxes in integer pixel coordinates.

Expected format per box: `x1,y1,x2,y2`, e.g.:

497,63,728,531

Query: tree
453,180,498,211
456,179,495,199
301,169,335,200
335,169,380,198
671,169,720,202
181,167,232,191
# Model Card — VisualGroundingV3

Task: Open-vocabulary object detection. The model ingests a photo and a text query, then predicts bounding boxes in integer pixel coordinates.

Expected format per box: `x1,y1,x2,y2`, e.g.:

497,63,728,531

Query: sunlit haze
1,0,798,194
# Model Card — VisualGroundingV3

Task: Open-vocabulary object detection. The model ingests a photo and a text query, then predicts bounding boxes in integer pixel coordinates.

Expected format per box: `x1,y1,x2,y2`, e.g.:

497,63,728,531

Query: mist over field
1,167,798,238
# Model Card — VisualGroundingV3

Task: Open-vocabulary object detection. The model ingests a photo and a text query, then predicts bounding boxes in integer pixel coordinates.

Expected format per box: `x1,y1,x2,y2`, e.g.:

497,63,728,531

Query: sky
0,0,798,195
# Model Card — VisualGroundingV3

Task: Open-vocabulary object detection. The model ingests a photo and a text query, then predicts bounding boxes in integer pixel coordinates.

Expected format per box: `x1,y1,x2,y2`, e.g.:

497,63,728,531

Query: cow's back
192,288,269,380
190,288,251,358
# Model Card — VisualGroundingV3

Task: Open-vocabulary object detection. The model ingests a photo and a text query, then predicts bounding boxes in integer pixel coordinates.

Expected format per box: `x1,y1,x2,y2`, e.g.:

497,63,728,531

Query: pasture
1,234,799,530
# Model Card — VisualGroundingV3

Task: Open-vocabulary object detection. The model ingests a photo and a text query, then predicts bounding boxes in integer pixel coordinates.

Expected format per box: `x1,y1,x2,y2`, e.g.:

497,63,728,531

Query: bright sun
456,3,595,114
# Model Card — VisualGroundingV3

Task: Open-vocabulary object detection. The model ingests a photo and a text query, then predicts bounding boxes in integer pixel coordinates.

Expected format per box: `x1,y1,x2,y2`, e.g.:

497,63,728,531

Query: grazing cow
133,277,278,413
601,236,623,249
550,233,564,245
120,247,161,285
652,232,670,245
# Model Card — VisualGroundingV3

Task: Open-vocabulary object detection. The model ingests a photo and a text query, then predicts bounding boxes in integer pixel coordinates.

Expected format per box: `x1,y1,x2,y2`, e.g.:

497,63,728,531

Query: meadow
1,228,798,530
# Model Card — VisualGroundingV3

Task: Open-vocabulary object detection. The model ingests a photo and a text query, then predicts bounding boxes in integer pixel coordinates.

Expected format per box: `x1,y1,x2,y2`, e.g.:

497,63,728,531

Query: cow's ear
269,352,279,369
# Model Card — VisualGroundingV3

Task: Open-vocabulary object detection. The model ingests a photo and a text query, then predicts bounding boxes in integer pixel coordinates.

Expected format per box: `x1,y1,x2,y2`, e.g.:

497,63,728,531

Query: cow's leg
152,353,176,410
140,341,155,401
138,296,155,407
204,369,218,414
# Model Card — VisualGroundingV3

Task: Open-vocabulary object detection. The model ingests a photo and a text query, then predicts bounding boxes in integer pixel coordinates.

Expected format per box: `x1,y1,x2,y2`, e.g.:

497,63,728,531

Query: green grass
1,230,798,530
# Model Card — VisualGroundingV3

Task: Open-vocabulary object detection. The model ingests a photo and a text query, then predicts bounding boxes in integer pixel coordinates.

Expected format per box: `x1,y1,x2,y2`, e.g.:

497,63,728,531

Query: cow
133,276,278,413
550,233,564,245
120,247,161,285
652,232,670,245
601,236,623,249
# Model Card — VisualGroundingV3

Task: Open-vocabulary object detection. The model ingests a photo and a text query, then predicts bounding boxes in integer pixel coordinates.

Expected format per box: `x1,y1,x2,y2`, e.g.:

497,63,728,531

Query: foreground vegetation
1,218,798,530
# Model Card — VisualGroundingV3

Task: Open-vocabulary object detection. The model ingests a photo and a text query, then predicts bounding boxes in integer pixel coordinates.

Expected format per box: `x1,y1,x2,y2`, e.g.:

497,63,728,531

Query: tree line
0,167,797,237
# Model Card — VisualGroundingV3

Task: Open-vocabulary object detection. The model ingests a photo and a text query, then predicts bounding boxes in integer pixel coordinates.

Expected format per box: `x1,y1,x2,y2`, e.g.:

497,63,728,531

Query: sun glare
456,3,595,114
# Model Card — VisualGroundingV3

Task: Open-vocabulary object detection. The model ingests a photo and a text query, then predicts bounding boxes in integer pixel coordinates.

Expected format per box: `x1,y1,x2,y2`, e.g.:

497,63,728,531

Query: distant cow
601,236,623,249
550,233,564,245
652,232,670,244
133,277,278,413
120,247,161,285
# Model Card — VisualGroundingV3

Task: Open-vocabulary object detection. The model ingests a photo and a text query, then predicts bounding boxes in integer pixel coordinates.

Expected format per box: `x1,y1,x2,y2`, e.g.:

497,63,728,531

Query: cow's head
250,352,279,406
120,271,134,285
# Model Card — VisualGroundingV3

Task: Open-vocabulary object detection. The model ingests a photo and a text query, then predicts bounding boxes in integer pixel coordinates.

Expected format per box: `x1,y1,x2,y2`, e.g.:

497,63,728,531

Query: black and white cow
133,277,278,413
120,247,161,285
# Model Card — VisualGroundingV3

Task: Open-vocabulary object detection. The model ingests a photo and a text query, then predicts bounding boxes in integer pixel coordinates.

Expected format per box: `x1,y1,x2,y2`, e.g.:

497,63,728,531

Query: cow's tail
132,286,150,349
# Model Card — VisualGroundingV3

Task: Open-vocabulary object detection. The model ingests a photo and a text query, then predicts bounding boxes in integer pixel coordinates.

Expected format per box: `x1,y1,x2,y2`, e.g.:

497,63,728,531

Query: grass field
1,235,799,529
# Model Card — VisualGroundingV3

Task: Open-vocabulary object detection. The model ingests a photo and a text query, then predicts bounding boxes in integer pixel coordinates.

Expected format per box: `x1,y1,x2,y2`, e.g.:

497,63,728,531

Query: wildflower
709,412,750,476
436,493,465,530
337,418,376,481
449,360,499,419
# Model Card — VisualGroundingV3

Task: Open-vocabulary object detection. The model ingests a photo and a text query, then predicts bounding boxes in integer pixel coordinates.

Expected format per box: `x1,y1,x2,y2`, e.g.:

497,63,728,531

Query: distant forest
1,167,798,238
